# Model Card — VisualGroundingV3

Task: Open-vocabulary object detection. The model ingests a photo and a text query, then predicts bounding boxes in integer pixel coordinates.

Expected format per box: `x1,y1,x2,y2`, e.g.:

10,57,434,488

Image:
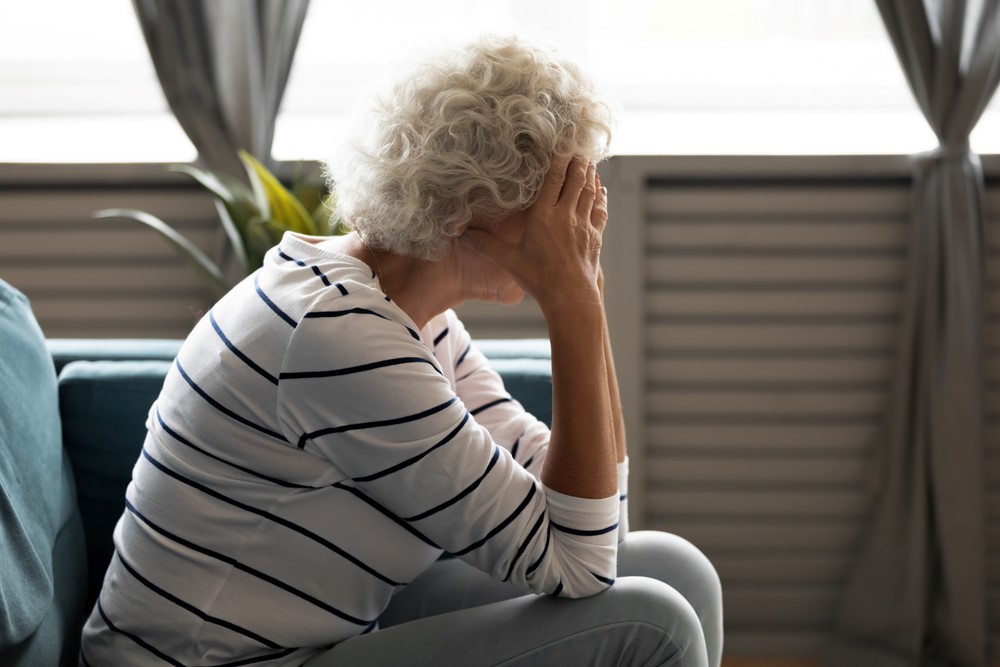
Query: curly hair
326,34,615,260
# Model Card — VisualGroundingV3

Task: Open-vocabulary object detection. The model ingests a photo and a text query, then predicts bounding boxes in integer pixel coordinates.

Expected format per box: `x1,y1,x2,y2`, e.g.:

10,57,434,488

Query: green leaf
243,216,276,272
170,162,261,242
169,164,250,207
94,208,229,299
239,150,318,236
212,199,249,275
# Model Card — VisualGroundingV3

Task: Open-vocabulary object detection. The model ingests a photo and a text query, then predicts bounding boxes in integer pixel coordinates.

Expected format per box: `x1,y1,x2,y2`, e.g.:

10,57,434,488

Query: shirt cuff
543,485,620,537
617,457,630,542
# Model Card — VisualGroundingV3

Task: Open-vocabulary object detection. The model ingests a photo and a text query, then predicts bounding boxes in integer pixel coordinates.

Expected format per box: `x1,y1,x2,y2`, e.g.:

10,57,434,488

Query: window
4,0,1000,162
0,1,194,163
275,0,944,158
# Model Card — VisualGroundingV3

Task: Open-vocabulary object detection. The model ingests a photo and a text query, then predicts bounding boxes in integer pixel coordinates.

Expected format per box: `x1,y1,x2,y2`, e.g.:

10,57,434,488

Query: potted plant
95,150,344,299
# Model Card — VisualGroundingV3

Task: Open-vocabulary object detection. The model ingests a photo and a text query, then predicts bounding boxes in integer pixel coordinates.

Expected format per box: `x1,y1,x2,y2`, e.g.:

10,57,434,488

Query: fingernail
601,186,608,197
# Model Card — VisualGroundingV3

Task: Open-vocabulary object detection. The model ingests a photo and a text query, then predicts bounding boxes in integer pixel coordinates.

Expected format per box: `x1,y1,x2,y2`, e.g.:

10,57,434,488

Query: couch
0,278,552,666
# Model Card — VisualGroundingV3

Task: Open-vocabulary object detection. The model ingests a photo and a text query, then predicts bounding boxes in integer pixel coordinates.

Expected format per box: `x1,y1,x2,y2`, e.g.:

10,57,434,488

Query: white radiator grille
641,175,911,654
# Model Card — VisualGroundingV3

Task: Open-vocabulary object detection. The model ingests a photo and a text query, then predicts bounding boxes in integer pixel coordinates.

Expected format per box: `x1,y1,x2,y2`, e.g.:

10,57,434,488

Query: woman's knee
603,577,708,664
620,531,722,610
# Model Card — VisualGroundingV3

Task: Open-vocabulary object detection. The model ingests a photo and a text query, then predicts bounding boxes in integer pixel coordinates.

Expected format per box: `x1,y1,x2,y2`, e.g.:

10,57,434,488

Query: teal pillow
0,279,84,652
489,358,553,428
58,360,171,607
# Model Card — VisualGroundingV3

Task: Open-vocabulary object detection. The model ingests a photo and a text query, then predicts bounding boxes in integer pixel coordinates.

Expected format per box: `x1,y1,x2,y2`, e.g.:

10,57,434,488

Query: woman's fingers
538,153,574,207
576,163,598,220
592,171,608,231
559,157,590,211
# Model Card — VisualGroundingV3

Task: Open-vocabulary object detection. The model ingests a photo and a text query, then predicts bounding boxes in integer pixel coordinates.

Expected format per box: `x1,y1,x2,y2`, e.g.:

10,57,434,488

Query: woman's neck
325,233,462,330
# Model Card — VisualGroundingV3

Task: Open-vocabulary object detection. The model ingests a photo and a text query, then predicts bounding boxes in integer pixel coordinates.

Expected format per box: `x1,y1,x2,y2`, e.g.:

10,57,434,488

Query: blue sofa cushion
58,360,172,607
0,279,86,658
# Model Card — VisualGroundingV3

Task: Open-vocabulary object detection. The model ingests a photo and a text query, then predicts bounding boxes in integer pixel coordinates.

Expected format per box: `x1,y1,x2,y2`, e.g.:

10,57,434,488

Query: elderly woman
81,35,722,666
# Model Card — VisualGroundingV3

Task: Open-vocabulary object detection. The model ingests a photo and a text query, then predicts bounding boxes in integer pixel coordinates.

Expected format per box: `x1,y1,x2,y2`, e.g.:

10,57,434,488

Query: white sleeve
277,292,620,598
431,311,549,479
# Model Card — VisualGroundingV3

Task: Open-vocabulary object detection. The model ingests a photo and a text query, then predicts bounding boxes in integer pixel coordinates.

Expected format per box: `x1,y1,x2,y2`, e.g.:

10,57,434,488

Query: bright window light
275,0,943,158
0,1,194,163
3,0,1000,162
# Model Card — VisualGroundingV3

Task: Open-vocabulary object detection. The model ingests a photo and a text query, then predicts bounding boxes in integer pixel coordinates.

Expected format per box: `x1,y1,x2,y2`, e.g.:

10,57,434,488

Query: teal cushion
478,338,550,360
0,279,86,661
58,360,171,608
490,358,553,428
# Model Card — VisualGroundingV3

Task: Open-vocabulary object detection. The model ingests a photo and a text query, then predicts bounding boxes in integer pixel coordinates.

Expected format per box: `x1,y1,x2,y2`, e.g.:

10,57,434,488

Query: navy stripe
298,397,458,449
353,413,470,483
525,525,551,576
213,649,299,667
311,265,333,287
80,650,94,667
592,572,616,586
175,359,286,441
304,307,390,320
304,307,420,340
550,521,619,537
404,446,501,522
456,343,472,367
522,454,536,469
96,598,184,667
114,550,284,649
210,311,278,385
140,449,403,586
124,499,373,626
620,494,628,501
335,282,349,296
550,581,564,598
276,247,334,288
332,482,439,548
433,327,449,346
504,510,546,582
254,273,297,327
281,356,438,380
156,410,313,490
277,247,307,266
452,483,537,556
455,368,477,383
470,397,512,416
510,437,521,459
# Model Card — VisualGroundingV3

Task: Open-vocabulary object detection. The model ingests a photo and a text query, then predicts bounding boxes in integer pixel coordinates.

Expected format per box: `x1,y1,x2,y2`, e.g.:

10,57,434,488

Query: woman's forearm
603,312,627,464
597,269,627,463
540,301,618,499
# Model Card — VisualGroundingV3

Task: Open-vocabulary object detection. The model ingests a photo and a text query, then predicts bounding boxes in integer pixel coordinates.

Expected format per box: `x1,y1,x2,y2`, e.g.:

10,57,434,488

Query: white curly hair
326,34,615,260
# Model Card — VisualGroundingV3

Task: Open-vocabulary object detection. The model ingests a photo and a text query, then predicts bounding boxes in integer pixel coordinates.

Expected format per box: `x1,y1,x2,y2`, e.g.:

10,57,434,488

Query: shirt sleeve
433,310,630,542
276,291,620,598
433,311,549,479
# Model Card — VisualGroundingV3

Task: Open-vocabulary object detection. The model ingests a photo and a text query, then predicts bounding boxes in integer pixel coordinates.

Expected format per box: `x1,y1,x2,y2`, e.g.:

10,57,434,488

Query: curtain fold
132,0,310,176
826,1,1000,666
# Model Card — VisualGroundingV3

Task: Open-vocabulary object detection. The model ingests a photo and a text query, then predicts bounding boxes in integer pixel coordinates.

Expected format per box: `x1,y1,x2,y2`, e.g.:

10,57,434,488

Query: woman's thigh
306,577,707,667
378,530,723,667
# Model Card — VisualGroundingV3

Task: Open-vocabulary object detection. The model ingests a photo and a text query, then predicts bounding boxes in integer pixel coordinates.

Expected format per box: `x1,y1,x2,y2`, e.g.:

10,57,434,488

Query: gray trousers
305,531,723,667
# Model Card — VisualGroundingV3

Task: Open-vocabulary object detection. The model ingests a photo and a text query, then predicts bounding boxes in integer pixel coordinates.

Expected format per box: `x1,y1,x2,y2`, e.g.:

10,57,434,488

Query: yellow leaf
239,150,318,236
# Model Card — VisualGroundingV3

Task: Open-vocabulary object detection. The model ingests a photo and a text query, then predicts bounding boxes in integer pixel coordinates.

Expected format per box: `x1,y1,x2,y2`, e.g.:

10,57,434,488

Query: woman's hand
459,155,608,313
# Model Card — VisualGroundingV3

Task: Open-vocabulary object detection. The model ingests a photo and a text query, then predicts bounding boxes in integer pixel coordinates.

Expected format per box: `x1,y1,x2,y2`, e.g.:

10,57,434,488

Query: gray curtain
826,2,1000,666
132,0,310,176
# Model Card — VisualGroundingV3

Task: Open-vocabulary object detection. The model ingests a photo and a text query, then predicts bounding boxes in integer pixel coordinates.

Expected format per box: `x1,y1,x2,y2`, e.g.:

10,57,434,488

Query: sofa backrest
0,279,87,666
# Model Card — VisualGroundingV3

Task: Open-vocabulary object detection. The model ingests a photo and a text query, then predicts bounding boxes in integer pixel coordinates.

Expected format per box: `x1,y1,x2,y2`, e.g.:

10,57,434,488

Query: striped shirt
80,232,628,666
